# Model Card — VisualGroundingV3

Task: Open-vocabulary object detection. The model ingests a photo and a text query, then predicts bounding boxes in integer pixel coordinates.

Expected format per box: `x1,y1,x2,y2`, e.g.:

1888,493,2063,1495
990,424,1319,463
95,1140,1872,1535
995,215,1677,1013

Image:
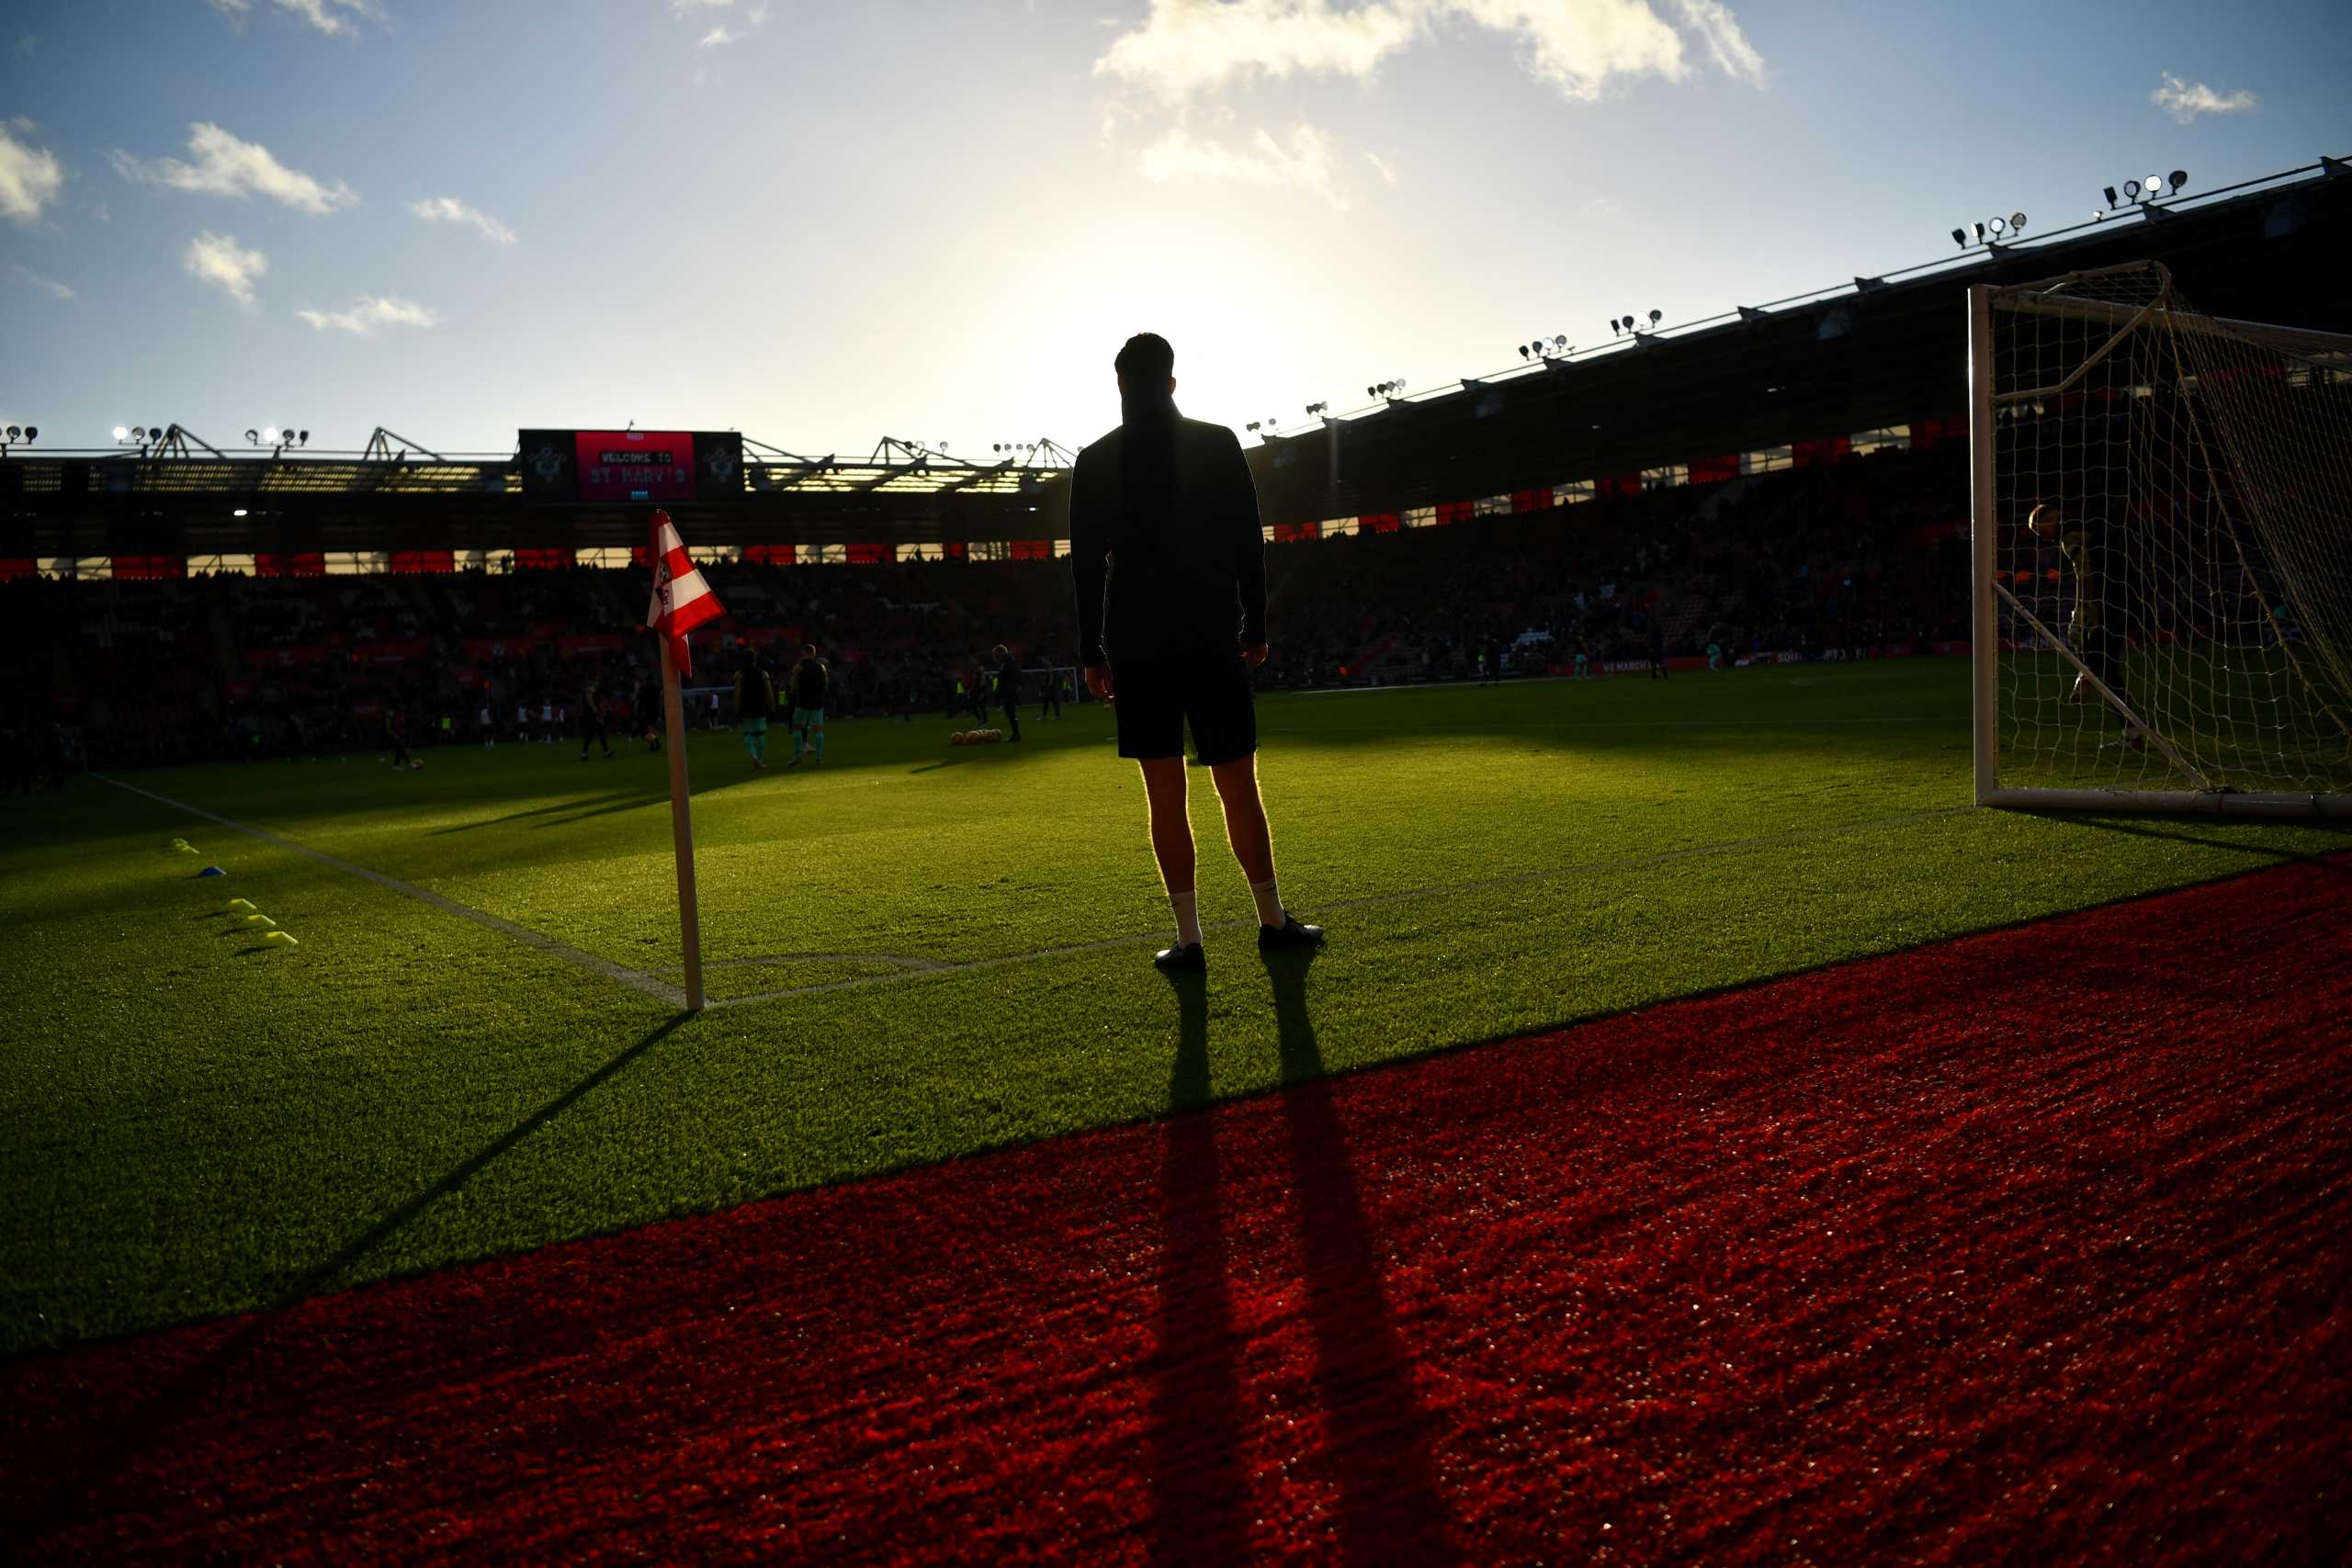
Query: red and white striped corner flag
647,509,722,677
646,507,719,1011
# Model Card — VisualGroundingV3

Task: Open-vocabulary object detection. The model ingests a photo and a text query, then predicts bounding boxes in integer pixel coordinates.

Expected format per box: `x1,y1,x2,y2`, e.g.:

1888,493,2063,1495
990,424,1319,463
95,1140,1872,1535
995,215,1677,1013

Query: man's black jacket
1069,413,1265,667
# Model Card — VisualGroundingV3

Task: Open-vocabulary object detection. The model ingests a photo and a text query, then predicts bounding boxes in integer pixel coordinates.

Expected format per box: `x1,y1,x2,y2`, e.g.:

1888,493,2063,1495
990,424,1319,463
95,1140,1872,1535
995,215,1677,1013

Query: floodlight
1989,216,2007,235
298,431,308,445
2103,186,2119,208
1647,309,1662,326
1952,228,1967,246
262,427,279,445
114,426,130,441
22,426,32,441
2169,169,2188,192
2011,211,2027,229
246,428,260,444
1552,336,1566,349
5,426,17,441
2148,174,2163,195
2124,179,2142,199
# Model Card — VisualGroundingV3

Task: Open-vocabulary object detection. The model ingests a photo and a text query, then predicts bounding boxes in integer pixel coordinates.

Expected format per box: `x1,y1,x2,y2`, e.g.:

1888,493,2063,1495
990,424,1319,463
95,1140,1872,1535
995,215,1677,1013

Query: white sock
1249,876,1284,927
1170,889,1203,948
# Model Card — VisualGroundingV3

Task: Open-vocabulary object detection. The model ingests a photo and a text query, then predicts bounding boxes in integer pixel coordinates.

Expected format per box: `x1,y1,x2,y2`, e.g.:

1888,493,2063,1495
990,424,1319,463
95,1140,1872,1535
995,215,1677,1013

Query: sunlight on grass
3,660,2342,1353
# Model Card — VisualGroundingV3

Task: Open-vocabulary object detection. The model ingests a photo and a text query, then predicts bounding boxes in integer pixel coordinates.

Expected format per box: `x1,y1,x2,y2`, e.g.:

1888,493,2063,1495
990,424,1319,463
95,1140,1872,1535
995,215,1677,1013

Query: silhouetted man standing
1069,332,1324,973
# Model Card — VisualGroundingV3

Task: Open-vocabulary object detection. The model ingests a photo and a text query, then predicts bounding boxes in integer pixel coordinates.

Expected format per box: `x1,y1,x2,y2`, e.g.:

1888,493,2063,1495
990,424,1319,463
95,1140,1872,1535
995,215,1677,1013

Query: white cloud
1097,0,1763,104
1364,149,1396,186
184,231,268,306
212,0,383,37
694,0,765,45
0,120,63,227
2152,72,2256,124
1099,0,1417,99
1668,0,1763,86
411,195,516,245
111,123,356,213
1137,123,1348,209
296,295,439,335
9,263,74,299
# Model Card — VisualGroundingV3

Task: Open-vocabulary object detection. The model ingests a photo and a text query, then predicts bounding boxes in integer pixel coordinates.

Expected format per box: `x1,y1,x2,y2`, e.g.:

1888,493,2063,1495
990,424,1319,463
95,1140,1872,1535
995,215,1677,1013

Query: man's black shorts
1112,655,1257,764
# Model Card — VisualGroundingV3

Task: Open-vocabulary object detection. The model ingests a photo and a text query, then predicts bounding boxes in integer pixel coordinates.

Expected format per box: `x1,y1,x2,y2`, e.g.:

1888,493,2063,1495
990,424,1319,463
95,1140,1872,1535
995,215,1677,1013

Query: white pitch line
98,773,688,1010
101,772,1975,1016
704,802,1981,1009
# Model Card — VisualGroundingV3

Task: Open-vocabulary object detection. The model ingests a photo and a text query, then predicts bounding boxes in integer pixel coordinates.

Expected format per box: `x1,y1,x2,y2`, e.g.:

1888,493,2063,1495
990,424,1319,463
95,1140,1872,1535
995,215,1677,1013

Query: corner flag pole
649,507,718,1014
659,633,706,1012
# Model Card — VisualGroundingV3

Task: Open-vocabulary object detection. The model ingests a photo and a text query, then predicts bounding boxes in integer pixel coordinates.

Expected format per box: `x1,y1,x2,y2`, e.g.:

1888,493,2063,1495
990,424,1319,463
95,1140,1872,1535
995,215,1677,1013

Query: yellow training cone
243,915,277,929
263,931,299,947
227,898,256,913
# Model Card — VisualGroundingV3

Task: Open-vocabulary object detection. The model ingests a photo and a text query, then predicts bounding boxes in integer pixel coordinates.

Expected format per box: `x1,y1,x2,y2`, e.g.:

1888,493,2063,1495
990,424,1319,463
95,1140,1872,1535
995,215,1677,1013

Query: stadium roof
6,158,2346,559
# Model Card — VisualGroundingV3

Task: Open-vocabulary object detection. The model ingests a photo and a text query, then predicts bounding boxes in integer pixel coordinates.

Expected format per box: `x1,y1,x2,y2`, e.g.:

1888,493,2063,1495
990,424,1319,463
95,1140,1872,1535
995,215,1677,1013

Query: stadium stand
4,159,2341,773
5,444,1967,767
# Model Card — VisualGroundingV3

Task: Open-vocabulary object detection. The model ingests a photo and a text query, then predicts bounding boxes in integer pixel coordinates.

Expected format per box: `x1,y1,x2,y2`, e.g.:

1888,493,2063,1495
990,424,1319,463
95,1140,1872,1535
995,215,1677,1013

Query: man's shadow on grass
1147,953,1454,1566
22,1010,695,1551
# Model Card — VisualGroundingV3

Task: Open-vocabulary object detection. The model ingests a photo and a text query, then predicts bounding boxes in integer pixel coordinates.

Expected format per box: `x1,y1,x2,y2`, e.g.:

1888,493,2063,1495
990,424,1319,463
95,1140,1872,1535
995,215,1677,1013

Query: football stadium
4,5,2350,1562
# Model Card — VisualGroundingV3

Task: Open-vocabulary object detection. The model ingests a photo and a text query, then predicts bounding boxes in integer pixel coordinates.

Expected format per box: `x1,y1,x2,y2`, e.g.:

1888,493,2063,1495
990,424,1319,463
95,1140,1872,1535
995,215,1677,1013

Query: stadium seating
3,444,1967,767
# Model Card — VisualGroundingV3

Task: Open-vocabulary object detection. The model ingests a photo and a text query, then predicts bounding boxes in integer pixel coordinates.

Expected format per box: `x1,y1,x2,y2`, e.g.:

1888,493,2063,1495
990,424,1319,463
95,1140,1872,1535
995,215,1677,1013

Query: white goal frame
1968,265,2352,817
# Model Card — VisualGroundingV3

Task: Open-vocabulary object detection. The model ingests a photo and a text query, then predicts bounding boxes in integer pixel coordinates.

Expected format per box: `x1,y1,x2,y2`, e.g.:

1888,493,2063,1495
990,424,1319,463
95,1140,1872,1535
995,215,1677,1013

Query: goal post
1969,262,2352,816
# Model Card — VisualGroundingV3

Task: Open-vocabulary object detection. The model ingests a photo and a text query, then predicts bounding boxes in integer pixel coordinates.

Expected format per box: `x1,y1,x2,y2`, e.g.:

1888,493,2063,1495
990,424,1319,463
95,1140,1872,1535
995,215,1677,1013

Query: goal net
1970,262,2352,814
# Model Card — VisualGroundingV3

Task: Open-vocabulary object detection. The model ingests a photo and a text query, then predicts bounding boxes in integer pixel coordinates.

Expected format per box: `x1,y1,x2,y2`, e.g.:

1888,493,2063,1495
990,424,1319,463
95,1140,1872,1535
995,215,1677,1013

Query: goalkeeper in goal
2028,501,2143,752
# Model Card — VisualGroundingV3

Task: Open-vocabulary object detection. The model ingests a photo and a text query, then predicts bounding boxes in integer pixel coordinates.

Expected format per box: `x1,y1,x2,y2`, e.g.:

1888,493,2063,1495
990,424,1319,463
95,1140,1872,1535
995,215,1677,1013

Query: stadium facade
4,159,2345,577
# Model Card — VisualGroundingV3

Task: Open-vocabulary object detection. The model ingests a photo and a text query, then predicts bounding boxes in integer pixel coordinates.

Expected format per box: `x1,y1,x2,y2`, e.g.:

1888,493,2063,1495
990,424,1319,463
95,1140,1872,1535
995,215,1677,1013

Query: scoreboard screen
518,429,744,502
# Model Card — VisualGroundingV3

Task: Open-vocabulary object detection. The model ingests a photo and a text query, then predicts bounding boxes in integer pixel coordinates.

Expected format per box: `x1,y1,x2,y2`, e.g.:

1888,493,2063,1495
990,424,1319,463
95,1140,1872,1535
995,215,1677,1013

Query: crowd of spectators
6,444,1969,770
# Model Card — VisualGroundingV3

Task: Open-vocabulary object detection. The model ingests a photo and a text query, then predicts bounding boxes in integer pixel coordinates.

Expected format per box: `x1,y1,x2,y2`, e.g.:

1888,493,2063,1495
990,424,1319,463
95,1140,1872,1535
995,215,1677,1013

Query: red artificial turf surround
6,856,2349,1563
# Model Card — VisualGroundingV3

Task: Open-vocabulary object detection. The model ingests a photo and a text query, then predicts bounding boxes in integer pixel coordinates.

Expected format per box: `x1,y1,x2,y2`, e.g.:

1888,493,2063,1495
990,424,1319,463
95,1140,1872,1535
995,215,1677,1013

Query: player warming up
786,643,828,766
2028,501,2143,751
578,676,615,761
1069,331,1324,975
992,644,1023,742
383,707,421,771
735,656,776,771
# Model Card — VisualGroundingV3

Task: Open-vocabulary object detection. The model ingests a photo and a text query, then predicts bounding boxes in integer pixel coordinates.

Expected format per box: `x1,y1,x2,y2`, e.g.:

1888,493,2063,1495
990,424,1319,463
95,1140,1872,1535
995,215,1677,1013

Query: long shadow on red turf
1147,962,1458,1562
1147,977,1252,1565
1268,952,1458,1562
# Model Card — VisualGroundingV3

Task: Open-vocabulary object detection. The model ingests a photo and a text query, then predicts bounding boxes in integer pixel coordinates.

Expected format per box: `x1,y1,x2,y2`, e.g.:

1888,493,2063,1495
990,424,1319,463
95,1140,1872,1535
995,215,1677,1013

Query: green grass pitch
4,660,2345,1356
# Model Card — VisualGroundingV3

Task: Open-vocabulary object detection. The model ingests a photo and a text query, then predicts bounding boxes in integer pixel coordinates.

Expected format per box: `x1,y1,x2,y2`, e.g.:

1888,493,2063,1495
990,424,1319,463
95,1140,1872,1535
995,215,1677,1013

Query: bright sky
2,1,2345,457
